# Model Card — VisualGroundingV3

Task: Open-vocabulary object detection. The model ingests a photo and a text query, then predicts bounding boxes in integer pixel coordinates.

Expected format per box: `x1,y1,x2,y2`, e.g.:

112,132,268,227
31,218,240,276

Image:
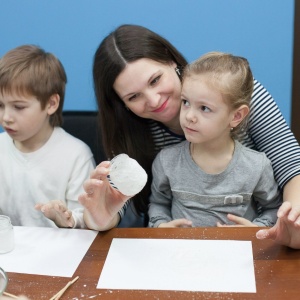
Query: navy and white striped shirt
119,79,300,219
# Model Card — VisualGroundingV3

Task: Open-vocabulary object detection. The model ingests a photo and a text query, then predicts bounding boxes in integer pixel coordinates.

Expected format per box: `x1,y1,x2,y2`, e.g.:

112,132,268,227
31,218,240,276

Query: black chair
62,111,105,165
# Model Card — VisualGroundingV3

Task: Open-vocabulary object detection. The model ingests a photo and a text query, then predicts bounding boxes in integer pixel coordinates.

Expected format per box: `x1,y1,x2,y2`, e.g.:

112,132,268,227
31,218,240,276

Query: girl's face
180,75,235,145
113,58,182,126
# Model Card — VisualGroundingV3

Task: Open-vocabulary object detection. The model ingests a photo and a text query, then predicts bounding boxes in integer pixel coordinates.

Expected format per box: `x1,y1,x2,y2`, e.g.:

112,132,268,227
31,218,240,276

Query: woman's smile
152,99,169,113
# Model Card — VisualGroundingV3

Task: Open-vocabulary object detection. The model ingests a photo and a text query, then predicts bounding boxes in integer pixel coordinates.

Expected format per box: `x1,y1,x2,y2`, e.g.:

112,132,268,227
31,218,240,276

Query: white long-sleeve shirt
0,127,95,228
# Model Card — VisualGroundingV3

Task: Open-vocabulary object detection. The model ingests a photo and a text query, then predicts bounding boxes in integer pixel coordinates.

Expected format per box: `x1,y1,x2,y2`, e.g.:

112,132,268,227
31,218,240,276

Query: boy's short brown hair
0,45,67,126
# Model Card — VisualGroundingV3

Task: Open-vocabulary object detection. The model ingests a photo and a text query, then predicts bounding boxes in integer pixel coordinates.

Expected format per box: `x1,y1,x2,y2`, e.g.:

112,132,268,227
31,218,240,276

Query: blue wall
0,0,294,128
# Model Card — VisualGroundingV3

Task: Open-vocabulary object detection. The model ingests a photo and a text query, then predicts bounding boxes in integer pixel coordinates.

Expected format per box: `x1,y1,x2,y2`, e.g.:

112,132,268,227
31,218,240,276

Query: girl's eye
201,106,211,112
182,99,190,107
150,75,161,86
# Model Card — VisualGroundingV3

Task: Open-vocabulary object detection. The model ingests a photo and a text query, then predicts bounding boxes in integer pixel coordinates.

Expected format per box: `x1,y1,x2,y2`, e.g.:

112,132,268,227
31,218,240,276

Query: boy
0,45,95,228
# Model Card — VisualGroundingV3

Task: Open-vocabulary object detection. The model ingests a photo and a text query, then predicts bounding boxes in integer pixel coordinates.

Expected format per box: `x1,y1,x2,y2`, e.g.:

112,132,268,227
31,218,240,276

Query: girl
148,52,282,228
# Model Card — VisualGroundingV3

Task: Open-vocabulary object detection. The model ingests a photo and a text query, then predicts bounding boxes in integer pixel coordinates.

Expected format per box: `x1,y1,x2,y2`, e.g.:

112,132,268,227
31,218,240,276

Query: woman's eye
201,106,211,112
128,94,138,101
150,75,161,86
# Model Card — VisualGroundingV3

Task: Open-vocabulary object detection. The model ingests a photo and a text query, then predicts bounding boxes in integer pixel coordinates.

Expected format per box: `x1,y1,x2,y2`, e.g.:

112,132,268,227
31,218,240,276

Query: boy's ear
230,105,250,128
47,94,60,115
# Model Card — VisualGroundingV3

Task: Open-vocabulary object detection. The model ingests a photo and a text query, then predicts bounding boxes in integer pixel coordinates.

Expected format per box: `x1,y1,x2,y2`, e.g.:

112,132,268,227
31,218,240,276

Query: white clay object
109,154,148,196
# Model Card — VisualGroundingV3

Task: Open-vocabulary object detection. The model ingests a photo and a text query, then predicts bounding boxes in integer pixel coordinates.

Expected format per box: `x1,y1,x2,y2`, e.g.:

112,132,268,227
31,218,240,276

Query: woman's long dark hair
93,24,188,217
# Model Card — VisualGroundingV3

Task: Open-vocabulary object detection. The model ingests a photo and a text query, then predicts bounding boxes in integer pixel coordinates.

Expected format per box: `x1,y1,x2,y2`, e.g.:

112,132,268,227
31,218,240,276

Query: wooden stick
49,276,79,300
2,292,19,299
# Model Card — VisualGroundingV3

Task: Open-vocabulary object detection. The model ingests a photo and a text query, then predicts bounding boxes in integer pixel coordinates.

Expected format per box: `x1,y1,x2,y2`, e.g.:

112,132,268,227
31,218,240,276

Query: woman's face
113,58,182,126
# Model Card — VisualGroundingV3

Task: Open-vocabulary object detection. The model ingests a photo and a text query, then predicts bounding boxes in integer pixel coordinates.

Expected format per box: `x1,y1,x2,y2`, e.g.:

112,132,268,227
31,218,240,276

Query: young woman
79,24,300,249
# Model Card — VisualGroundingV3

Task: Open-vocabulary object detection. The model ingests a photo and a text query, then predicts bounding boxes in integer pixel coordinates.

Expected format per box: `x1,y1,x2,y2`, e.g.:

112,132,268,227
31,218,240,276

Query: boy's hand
35,200,74,228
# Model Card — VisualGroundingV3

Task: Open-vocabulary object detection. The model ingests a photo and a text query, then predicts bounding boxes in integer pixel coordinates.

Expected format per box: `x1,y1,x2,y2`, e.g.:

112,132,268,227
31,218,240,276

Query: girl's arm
148,154,173,227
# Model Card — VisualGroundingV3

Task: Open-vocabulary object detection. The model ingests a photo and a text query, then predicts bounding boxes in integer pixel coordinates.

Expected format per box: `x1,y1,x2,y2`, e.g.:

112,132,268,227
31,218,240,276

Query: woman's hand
35,200,74,228
256,201,300,249
79,161,130,231
217,214,258,227
158,219,192,228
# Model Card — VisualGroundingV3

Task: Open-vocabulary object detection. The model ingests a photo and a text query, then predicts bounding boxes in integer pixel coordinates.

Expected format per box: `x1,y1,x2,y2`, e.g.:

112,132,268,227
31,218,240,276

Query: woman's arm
247,80,300,189
255,176,300,249
248,80,300,248
283,175,300,214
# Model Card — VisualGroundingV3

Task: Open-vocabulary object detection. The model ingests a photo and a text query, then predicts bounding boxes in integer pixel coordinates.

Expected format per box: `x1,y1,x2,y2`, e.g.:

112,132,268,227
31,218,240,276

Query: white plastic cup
109,154,148,196
0,215,14,254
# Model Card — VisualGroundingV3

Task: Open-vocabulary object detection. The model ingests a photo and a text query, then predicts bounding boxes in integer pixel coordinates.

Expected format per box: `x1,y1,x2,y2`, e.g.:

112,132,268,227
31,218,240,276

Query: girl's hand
217,214,258,227
158,219,192,228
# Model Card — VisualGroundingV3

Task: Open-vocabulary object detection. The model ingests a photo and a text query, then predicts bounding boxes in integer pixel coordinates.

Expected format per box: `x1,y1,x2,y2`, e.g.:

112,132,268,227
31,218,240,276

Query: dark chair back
62,111,105,165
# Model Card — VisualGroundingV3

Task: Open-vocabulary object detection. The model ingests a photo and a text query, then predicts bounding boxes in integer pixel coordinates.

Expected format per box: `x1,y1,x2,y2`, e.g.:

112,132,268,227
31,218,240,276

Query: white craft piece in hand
109,154,148,196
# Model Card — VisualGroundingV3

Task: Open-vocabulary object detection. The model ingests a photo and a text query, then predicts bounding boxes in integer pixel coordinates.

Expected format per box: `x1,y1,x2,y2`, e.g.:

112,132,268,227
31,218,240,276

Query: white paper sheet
0,226,97,277
97,238,256,293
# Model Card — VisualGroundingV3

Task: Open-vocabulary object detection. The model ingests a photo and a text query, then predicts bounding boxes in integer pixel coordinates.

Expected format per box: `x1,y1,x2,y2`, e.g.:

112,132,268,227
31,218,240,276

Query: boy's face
0,92,52,151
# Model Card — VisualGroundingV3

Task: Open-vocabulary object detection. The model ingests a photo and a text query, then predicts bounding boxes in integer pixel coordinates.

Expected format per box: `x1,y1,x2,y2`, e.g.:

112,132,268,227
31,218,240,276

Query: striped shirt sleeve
244,79,300,188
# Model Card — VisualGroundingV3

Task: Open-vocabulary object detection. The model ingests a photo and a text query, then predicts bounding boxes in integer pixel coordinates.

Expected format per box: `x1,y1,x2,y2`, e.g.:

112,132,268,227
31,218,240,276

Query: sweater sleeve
252,154,283,226
247,79,300,189
148,152,173,227
66,144,96,229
